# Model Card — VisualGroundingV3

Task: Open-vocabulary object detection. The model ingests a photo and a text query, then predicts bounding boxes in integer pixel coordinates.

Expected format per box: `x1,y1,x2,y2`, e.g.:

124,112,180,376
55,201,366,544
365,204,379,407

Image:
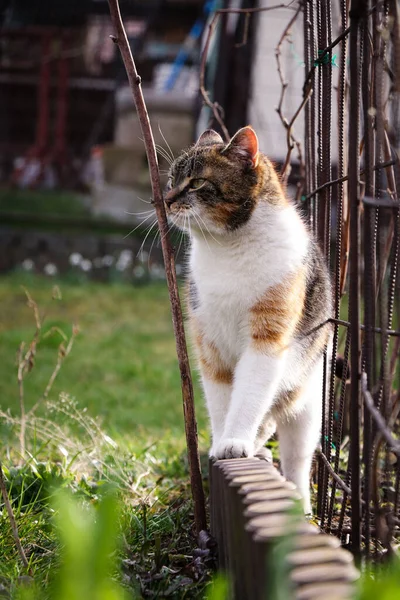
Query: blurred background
0,0,315,279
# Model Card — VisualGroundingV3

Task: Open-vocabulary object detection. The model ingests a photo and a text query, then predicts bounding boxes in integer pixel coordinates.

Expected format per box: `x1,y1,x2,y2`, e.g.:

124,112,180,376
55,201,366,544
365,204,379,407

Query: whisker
124,209,155,217
157,123,175,162
176,213,187,259
193,208,222,246
192,211,212,254
124,212,155,239
137,220,159,259
155,145,173,165
136,196,153,205
148,213,177,267
138,136,173,166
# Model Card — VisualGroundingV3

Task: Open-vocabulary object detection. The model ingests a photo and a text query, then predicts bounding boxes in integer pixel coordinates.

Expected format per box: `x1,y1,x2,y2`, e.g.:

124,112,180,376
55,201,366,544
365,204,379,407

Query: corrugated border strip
210,458,359,600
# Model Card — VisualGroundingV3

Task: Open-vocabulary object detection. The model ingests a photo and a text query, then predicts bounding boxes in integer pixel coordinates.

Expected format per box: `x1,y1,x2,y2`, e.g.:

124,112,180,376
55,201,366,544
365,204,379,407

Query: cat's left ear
222,126,259,168
196,129,224,146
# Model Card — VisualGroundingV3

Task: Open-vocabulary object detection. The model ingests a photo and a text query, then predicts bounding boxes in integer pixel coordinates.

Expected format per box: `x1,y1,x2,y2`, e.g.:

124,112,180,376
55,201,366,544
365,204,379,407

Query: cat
164,126,332,513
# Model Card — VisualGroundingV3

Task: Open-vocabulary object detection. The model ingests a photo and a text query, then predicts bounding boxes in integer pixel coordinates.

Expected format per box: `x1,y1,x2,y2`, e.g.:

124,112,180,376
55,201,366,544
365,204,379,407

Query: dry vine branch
17,289,41,457
274,3,305,184
199,2,299,140
0,462,31,573
107,0,206,534
26,326,78,419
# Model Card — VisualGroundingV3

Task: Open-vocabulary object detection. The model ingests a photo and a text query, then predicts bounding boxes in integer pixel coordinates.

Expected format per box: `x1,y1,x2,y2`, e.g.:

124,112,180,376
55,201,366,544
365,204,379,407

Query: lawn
0,273,211,599
0,273,206,439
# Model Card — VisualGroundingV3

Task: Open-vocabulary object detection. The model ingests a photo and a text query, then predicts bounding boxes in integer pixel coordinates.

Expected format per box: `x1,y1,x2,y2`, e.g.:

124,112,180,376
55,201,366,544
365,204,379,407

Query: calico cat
164,126,332,513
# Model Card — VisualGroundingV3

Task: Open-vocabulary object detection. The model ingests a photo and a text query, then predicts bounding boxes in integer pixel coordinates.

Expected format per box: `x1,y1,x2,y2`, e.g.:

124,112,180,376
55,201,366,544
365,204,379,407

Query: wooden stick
107,0,206,534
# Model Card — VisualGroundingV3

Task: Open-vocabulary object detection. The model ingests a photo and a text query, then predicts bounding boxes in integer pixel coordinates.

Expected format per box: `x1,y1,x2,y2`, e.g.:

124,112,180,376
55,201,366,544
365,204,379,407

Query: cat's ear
222,126,259,168
196,129,224,146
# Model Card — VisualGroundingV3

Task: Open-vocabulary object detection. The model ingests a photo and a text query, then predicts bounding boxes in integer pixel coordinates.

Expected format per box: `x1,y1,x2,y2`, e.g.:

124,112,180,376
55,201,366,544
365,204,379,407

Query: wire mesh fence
203,0,400,561
300,0,400,559
202,0,399,562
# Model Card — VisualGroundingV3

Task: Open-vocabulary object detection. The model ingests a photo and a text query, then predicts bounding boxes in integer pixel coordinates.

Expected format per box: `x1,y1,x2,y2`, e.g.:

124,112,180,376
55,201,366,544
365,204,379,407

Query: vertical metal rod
310,0,318,238
303,0,312,220
362,0,374,559
348,0,364,558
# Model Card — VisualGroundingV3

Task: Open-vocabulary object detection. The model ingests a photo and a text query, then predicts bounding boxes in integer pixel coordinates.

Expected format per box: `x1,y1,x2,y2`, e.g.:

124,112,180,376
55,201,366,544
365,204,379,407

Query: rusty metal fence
203,0,400,562
299,0,400,559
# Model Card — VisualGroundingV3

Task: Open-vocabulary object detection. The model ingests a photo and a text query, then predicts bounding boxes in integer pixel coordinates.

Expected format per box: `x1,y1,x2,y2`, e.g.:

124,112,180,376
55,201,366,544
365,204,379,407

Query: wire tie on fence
289,42,305,67
323,435,336,450
313,50,338,67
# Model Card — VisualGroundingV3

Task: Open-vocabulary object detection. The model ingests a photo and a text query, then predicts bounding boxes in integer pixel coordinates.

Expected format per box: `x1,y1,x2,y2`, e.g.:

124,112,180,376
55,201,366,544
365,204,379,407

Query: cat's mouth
167,205,193,229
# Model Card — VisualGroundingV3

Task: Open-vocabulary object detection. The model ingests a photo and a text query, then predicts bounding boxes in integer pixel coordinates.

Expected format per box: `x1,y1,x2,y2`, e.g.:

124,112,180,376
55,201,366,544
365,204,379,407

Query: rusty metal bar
348,0,365,558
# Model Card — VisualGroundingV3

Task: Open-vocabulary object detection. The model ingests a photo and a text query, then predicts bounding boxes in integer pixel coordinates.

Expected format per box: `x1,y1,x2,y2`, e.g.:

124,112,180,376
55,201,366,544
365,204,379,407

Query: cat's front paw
214,438,253,459
209,445,217,459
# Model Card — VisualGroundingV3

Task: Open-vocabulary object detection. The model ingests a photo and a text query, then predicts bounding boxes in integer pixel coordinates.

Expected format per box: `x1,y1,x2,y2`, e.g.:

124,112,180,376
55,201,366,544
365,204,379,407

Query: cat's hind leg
254,414,276,461
276,359,324,514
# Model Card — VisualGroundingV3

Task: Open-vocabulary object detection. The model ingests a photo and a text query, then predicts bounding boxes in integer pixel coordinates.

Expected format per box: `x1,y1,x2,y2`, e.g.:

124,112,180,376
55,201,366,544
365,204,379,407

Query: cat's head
164,126,280,235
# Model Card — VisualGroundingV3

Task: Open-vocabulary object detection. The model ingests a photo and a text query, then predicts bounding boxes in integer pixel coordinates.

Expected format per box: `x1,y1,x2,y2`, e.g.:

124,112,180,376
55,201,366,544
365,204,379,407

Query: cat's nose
164,188,178,207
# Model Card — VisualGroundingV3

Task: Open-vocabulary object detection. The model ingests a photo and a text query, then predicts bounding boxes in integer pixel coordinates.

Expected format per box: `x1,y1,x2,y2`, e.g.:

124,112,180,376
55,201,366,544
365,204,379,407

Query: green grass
0,273,210,598
0,273,206,439
0,188,90,217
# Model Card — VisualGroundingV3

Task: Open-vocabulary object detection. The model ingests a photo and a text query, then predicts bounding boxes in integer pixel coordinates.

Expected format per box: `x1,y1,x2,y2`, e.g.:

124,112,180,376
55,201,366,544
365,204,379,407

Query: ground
0,273,215,599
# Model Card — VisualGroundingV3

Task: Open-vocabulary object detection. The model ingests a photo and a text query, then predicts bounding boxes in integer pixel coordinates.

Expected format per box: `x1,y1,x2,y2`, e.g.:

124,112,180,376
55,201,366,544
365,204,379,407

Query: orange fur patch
189,316,233,384
250,269,306,353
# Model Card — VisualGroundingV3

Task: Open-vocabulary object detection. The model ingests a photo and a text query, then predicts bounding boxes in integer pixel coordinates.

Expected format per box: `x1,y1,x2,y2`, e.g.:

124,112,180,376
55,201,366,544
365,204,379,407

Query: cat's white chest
190,244,266,366
195,271,248,366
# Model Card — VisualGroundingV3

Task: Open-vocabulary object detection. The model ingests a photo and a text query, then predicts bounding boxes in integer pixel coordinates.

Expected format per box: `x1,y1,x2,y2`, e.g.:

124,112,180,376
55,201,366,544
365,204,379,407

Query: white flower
21,259,34,271
150,263,165,279
119,249,133,263
133,265,145,278
44,263,58,276
116,249,133,271
102,255,114,267
69,252,82,266
80,259,92,272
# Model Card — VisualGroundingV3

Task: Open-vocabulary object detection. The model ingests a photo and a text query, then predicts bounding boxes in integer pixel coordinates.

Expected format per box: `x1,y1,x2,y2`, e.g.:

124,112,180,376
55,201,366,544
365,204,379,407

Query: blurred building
0,0,205,213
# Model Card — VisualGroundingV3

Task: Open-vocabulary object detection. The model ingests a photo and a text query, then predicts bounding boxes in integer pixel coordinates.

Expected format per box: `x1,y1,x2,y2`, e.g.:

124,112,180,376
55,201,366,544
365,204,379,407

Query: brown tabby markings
250,269,306,353
271,387,302,420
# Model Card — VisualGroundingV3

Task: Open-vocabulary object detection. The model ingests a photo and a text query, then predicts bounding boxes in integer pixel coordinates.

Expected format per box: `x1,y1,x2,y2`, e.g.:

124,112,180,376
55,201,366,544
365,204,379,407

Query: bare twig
26,325,78,418
302,26,351,97
315,448,353,497
107,0,206,534
17,289,41,457
274,4,304,182
303,159,397,201
199,2,299,141
281,87,312,178
0,462,31,573
362,374,400,454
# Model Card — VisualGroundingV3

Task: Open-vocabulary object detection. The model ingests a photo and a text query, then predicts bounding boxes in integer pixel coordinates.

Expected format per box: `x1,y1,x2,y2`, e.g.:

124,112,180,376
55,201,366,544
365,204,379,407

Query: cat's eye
189,178,206,190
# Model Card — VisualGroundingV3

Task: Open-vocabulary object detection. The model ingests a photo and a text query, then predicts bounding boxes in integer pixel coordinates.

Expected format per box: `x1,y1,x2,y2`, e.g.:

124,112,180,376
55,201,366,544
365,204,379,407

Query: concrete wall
248,3,340,163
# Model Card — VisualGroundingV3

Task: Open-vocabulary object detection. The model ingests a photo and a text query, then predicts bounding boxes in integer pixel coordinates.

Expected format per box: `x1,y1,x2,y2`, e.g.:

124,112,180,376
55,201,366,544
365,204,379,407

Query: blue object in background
164,0,216,92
